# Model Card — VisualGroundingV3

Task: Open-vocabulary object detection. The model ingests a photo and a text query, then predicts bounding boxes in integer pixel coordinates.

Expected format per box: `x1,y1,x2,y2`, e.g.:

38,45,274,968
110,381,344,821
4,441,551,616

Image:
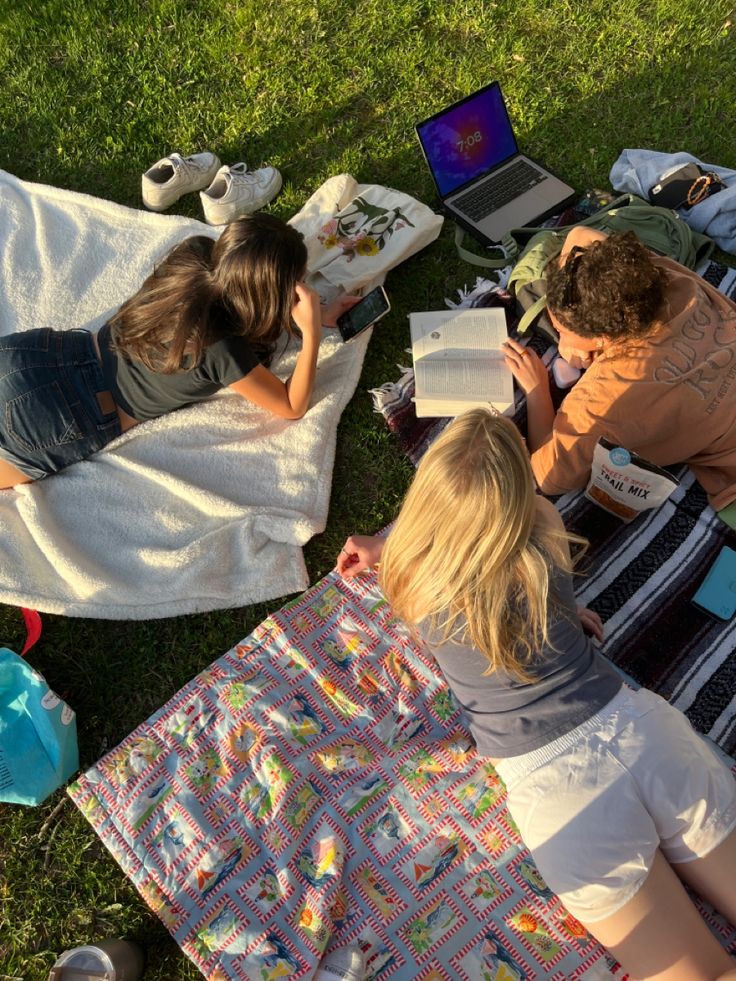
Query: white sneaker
142,152,221,211
200,162,282,225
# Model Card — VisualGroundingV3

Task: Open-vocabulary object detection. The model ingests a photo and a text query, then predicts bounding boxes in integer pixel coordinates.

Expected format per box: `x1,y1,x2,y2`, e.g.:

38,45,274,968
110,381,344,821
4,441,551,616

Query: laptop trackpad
477,183,568,241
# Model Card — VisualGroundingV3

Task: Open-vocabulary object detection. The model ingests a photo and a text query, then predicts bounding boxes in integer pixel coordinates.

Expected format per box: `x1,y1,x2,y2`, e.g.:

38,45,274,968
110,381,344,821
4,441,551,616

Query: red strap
19,608,42,656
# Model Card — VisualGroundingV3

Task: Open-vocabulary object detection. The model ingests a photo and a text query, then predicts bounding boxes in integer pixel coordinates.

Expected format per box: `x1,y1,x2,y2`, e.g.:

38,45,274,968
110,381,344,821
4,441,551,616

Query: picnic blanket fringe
369,366,416,415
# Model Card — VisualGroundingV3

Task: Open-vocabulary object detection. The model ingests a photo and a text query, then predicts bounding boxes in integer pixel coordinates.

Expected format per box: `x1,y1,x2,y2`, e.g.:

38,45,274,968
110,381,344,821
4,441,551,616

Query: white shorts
495,685,736,923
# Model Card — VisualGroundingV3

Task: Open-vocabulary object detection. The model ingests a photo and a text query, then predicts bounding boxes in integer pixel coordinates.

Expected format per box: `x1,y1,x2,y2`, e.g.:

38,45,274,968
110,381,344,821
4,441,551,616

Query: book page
415,358,509,400
409,308,513,407
410,309,507,359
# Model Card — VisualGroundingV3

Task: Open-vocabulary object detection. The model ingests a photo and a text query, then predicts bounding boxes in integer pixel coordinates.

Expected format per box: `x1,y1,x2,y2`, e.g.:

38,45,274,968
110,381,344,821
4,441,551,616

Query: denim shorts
0,328,122,480
495,686,736,923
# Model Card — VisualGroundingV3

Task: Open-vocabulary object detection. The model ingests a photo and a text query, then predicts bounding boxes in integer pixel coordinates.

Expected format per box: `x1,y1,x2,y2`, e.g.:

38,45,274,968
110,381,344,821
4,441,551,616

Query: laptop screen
416,82,518,198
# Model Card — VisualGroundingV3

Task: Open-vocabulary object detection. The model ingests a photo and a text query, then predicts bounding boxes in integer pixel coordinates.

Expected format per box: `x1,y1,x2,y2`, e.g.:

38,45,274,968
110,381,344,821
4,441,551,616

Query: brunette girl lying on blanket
337,409,736,981
0,213,359,489
502,228,736,526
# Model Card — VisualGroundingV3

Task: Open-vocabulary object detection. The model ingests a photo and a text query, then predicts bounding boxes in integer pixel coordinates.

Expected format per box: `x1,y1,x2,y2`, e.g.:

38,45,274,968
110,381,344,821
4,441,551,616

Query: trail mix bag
584,439,680,522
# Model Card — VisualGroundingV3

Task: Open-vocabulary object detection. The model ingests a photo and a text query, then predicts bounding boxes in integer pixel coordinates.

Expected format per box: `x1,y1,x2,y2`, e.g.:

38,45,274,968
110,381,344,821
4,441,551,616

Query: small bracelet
687,172,722,207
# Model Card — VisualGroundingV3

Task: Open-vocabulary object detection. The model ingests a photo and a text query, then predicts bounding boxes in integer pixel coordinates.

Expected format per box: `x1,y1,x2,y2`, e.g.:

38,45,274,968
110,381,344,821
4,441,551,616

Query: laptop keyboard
453,159,546,221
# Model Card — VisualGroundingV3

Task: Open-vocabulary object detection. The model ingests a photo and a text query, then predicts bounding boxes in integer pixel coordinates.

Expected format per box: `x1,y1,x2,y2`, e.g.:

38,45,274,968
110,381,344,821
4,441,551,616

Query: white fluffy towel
0,170,392,618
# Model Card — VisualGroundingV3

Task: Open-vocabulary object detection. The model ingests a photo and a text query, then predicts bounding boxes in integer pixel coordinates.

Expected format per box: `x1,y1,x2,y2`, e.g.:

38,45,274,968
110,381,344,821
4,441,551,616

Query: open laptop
416,82,576,246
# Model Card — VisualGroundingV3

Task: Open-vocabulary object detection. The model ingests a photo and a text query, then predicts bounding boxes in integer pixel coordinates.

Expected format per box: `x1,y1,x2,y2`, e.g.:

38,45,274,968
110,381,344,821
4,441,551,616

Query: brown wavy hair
109,213,308,372
546,230,667,340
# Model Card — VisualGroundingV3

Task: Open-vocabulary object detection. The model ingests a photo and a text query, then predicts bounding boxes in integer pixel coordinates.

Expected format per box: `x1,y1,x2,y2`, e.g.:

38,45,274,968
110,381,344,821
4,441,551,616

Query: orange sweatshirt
531,256,736,511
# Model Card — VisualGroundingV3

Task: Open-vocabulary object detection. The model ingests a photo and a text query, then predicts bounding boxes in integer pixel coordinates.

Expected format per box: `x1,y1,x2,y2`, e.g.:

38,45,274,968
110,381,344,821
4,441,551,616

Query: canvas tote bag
289,174,444,301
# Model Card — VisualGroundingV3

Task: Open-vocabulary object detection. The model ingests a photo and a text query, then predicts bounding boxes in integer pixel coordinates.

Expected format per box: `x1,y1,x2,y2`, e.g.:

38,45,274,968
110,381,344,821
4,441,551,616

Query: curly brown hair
546,230,667,340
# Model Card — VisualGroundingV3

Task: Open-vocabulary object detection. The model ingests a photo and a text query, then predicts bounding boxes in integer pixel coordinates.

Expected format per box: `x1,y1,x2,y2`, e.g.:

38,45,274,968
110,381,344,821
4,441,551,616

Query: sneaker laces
228,163,276,188
169,153,207,179
228,163,254,182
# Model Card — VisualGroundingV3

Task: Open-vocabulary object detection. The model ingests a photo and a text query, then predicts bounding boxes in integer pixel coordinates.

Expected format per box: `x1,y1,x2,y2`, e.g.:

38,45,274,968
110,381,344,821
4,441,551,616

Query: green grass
1,0,735,976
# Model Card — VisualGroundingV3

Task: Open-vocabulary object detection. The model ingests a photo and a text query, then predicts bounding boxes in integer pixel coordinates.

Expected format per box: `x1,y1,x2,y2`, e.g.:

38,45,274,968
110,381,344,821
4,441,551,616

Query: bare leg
673,825,736,927
0,458,33,489
578,850,735,981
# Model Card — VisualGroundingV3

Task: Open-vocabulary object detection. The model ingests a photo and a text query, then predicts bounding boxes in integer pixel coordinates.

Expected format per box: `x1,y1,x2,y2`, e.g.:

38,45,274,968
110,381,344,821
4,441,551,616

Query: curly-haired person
503,229,736,527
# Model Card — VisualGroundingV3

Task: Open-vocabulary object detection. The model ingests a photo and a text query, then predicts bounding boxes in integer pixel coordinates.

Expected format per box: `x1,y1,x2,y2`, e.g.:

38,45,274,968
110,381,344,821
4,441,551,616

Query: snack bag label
585,439,679,522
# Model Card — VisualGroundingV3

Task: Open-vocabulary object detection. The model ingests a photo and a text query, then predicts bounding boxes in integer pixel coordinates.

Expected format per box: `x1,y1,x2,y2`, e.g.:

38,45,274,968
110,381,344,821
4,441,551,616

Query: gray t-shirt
97,321,261,421
420,565,622,758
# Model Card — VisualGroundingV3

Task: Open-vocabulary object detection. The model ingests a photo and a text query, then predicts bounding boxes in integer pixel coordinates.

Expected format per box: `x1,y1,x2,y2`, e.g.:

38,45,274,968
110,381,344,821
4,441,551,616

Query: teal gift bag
0,610,79,806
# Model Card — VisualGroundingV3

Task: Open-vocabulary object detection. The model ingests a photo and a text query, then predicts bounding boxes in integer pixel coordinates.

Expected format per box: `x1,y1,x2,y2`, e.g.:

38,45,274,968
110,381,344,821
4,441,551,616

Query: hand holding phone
337,286,391,342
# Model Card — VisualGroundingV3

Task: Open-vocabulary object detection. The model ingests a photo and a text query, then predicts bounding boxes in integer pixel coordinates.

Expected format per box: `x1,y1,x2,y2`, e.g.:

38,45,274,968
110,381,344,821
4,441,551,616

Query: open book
409,308,514,417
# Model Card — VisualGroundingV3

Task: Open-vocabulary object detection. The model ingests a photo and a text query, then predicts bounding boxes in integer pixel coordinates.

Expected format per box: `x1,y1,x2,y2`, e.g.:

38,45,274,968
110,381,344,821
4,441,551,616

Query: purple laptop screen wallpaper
418,84,518,198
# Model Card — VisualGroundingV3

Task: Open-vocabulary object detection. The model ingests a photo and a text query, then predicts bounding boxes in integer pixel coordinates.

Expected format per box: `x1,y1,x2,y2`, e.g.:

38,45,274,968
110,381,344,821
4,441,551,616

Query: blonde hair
379,409,583,681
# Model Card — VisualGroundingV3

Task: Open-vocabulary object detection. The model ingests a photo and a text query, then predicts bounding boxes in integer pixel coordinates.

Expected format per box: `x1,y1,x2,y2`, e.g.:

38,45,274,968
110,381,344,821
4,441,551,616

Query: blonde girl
338,408,736,981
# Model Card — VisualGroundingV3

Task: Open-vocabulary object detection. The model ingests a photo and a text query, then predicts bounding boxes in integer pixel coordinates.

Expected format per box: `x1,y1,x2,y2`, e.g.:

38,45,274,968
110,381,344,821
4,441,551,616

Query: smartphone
337,286,391,342
691,545,736,621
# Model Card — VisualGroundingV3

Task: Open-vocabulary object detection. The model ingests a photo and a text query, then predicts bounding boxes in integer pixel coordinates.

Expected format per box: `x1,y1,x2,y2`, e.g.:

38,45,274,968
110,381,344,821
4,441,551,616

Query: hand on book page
502,338,550,396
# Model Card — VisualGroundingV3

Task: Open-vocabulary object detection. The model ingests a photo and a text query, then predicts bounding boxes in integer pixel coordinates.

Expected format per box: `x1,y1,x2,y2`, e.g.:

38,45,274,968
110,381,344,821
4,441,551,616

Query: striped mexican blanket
371,260,736,758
